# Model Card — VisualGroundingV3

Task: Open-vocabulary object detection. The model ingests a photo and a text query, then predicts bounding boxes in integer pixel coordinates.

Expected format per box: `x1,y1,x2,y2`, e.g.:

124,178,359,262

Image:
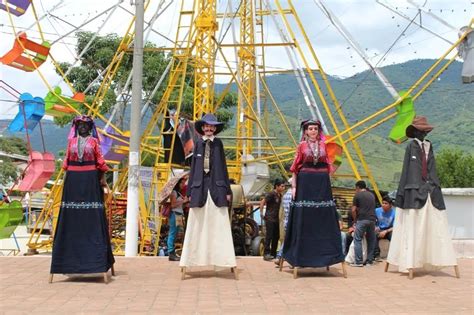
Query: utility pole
125,0,144,257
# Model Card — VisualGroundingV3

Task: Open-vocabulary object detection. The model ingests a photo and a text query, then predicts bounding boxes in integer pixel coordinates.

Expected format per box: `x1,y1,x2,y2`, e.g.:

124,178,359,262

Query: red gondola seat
0,32,50,72
18,151,55,192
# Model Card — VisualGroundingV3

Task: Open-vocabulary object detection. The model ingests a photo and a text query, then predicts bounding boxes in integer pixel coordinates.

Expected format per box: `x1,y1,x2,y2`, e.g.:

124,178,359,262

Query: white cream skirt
179,191,236,268
387,196,457,272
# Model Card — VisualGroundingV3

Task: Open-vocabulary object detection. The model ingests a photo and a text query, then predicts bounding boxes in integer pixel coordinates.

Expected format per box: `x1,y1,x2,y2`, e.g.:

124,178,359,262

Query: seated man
374,196,395,259
336,209,347,256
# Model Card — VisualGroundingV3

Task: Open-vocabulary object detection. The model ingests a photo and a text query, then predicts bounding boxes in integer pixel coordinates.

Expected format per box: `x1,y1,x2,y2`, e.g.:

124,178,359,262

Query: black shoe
350,263,364,267
168,252,180,261
263,254,274,261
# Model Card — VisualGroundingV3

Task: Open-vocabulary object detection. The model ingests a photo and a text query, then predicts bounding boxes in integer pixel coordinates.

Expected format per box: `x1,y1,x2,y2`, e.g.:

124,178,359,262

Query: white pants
179,192,236,268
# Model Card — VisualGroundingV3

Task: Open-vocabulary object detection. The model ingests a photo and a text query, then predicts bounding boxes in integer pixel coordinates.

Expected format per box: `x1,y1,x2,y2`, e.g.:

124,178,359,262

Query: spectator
275,181,293,265
374,196,395,260
168,177,189,261
350,180,377,267
344,213,354,255
336,209,347,256
260,179,286,261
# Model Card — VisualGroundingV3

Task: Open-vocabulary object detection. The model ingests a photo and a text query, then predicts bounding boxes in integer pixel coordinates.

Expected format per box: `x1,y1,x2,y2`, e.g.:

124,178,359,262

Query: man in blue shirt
374,196,395,259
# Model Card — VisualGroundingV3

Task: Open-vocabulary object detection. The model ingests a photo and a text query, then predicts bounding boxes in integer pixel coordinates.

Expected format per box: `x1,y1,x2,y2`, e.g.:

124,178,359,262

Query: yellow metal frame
24,2,472,256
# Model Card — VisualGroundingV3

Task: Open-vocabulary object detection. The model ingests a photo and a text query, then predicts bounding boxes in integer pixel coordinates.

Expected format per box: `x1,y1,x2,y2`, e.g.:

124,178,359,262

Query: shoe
365,261,375,266
263,254,274,261
274,258,281,266
168,251,180,261
375,257,383,262
349,263,364,267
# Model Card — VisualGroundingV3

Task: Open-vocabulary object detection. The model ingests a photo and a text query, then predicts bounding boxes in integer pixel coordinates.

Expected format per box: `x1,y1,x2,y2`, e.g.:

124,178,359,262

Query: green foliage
0,137,28,185
54,31,237,131
0,160,19,186
0,136,28,155
247,59,473,190
53,31,170,126
436,149,474,188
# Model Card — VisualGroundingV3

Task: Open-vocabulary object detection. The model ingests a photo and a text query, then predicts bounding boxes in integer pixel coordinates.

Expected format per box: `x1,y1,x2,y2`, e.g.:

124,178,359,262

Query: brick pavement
0,256,472,314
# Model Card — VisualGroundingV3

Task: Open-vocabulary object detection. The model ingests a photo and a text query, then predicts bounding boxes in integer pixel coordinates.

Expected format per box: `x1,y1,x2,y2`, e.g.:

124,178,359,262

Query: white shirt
414,138,430,159
202,135,215,142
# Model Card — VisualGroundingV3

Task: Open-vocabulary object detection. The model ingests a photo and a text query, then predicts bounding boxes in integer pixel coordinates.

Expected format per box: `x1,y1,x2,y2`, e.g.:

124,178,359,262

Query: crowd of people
48,114,458,282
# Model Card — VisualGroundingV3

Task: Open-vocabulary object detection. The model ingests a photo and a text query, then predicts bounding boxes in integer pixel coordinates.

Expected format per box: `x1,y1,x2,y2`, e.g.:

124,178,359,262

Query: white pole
125,0,144,257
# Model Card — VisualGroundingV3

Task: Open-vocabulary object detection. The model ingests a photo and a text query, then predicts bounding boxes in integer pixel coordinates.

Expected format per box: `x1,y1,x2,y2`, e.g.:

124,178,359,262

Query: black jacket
187,137,232,208
395,140,445,210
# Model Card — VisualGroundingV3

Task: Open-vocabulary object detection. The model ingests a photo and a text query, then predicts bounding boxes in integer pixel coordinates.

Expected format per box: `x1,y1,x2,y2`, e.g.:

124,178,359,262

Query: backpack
161,202,171,217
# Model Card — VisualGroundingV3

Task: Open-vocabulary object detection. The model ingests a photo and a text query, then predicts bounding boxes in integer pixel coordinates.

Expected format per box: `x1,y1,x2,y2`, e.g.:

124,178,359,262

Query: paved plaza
0,256,472,314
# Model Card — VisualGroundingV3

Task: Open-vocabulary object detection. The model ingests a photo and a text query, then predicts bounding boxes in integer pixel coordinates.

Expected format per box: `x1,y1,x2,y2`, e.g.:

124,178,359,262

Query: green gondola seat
389,91,416,144
0,200,24,239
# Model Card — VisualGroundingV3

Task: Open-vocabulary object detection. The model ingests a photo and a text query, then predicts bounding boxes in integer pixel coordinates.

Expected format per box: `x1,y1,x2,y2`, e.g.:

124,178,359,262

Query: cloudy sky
0,0,472,119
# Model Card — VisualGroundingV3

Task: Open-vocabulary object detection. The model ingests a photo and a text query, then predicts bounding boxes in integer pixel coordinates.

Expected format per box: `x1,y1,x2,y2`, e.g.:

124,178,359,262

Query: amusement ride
0,0,472,257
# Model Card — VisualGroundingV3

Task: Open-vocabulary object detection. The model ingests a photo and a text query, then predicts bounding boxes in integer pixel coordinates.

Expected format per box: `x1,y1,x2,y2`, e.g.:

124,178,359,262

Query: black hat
300,119,322,130
194,113,224,135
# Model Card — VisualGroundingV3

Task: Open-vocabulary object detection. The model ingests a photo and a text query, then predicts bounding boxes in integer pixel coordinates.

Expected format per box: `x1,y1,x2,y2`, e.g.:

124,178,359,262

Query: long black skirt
50,167,114,274
282,170,344,268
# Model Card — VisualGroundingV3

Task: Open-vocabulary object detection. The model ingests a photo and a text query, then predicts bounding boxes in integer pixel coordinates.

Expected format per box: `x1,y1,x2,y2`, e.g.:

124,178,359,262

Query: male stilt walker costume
179,113,237,279
386,116,459,279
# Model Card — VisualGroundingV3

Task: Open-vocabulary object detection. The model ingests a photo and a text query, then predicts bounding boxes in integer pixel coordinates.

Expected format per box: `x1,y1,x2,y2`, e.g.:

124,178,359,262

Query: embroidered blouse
290,141,330,174
62,136,109,172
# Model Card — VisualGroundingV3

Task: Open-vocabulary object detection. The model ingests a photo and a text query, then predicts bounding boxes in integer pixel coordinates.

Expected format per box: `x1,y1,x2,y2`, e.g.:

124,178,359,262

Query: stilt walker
386,116,459,279
281,119,346,279
50,115,115,283
179,113,237,280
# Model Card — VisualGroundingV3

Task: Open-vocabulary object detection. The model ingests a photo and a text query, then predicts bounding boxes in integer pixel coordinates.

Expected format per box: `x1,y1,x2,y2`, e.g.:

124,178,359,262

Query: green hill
225,59,473,189
2,59,471,190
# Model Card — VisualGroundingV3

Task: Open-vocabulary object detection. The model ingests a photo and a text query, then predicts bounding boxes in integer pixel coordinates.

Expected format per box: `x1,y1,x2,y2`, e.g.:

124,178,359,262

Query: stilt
279,258,284,272
231,267,238,280
48,273,53,284
341,262,347,278
103,272,108,284
454,265,460,278
408,268,414,280
111,264,115,277
326,266,330,271
384,261,389,272
181,267,186,280
293,267,298,279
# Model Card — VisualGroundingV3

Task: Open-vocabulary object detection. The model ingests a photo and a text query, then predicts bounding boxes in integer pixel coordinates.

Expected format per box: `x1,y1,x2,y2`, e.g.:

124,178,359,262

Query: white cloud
0,0,472,118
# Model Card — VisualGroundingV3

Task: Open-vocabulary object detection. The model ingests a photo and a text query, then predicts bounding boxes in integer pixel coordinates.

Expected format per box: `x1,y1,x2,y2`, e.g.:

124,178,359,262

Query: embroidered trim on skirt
283,170,344,268
50,167,114,274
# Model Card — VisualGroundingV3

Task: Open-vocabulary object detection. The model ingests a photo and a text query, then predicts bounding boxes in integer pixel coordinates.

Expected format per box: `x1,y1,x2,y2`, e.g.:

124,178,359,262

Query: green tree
54,31,236,128
54,31,169,127
436,149,474,188
0,137,28,186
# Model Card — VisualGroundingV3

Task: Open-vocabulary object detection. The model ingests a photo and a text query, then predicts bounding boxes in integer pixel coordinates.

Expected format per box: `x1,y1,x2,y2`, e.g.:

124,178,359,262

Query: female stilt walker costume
282,119,346,278
50,115,114,283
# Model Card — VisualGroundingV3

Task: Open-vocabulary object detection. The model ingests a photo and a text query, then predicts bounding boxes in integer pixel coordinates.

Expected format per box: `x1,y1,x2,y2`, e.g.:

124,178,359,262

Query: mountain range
1,59,472,189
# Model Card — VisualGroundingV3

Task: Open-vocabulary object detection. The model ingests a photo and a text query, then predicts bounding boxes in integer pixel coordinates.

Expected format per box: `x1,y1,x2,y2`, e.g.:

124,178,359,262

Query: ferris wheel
0,0,472,256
